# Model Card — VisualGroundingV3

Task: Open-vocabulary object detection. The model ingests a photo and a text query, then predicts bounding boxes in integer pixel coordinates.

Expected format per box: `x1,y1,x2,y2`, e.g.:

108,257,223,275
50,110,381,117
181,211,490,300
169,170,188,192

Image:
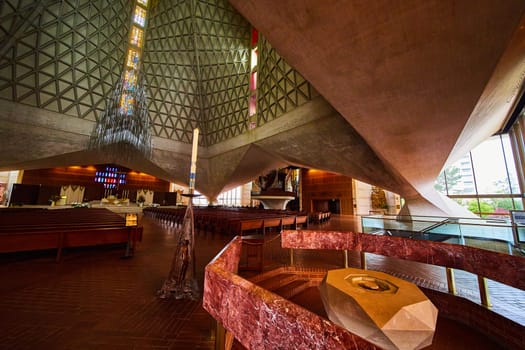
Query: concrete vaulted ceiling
0,0,524,215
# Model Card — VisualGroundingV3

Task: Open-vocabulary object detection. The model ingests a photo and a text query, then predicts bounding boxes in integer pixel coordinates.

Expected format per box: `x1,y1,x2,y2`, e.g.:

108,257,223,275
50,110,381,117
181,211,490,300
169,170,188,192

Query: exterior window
218,187,242,206
435,134,522,217
471,137,512,194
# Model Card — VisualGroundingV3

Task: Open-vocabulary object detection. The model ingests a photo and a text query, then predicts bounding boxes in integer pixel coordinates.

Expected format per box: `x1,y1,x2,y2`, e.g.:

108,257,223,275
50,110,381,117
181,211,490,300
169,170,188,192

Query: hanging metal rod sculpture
89,0,152,160
89,71,152,159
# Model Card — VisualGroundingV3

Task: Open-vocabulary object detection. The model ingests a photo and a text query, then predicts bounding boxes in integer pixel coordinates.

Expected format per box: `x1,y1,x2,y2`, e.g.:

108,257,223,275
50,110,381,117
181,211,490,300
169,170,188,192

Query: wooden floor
0,214,522,349
0,215,232,349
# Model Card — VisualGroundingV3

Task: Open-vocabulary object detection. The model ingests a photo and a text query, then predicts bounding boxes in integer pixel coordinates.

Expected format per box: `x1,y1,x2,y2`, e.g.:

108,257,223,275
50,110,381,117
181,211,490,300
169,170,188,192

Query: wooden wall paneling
83,185,105,202
153,191,166,205
10,184,40,205
37,185,61,205
21,166,171,199
301,169,354,215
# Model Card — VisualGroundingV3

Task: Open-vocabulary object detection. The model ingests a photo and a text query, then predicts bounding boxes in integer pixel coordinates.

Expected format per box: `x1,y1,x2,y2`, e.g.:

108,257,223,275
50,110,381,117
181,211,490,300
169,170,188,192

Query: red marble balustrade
203,237,379,350
281,230,525,291
203,231,525,349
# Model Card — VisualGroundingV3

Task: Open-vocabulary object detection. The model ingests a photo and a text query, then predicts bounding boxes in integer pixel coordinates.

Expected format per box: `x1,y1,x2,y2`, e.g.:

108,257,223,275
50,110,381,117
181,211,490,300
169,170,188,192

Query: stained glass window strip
126,49,140,69
249,94,256,116
124,70,137,91
130,26,144,48
133,6,146,27
250,47,258,71
250,71,257,91
95,167,127,189
249,28,258,118
120,94,134,115
137,0,148,6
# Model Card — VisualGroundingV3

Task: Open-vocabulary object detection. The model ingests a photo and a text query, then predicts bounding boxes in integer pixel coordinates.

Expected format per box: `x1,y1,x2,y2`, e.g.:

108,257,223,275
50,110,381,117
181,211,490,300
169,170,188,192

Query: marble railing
281,230,524,291
203,237,380,350
203,231,525,349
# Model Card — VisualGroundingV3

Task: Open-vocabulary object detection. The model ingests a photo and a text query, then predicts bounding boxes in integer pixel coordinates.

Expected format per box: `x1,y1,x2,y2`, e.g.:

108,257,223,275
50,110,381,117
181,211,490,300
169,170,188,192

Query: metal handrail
421,218,451,233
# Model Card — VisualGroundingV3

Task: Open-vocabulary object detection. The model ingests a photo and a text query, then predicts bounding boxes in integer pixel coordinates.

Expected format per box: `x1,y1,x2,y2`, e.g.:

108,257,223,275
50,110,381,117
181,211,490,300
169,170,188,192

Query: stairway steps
272,279,311,299
253,273,298,291
248,267,327,299
248,266,288,284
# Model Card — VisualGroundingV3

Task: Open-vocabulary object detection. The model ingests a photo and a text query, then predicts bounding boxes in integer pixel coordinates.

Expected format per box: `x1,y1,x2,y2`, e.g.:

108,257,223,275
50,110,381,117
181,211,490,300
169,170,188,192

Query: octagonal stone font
319,268,438,350
347,274,399,294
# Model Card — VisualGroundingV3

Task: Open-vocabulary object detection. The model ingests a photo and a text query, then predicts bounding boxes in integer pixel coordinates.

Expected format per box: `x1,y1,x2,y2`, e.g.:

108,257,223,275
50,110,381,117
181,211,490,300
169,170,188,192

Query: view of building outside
217,187,242,206
192,186,245,207
435,134,523,217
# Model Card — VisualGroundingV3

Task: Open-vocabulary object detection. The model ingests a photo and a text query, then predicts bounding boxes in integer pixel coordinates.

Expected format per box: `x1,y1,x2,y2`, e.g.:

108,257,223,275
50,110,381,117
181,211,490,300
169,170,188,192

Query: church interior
0,0,524,349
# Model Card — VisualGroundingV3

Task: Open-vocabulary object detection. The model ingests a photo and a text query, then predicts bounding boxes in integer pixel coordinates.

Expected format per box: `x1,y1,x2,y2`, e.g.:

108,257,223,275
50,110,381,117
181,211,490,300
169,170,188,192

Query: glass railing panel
452,269,481,303
517,224,525,244
427,221,513,241
403,214,449,223
487,278,525,325
361,214,522,255
361,215,446,234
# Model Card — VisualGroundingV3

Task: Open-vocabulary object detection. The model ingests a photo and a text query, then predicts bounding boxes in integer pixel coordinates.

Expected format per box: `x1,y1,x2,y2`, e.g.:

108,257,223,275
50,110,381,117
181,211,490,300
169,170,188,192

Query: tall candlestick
189,128,199,193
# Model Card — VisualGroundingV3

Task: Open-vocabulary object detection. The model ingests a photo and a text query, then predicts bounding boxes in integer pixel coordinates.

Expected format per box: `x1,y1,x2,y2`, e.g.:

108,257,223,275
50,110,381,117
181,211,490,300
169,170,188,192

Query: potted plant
49,195,61,206
371,186,388,213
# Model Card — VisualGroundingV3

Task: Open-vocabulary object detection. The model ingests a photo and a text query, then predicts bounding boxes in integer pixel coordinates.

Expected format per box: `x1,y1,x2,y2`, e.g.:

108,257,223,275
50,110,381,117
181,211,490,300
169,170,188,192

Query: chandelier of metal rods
89,72,152,159
89,0,151,159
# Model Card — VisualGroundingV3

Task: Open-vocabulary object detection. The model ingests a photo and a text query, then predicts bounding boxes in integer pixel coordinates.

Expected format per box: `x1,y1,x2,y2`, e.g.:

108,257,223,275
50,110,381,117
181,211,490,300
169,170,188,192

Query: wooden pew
143,207,308,235
143,207,308,272
0,208,142,261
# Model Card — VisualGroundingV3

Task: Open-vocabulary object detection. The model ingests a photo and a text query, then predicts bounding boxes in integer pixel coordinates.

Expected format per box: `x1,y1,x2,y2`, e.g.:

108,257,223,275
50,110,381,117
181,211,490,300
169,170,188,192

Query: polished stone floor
0,214,522,349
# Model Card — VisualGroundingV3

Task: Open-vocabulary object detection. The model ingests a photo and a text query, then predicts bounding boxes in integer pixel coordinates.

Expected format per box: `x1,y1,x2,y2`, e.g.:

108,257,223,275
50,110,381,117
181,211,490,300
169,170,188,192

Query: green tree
467,200,494,217
493,197,513,211
434,166,461,193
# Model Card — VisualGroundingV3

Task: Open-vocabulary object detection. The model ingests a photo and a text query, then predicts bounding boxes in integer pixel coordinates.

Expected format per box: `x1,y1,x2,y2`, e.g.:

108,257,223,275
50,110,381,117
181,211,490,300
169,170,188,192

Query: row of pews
143,207,309,236
144,207,309,272
0,208,142,261
309,211,331,224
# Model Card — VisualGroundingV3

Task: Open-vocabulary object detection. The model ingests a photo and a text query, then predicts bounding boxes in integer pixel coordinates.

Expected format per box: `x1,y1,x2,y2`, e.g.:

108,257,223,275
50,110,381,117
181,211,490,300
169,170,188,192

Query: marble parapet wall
204,232,525,349
203,237,380,350
281,230,525,291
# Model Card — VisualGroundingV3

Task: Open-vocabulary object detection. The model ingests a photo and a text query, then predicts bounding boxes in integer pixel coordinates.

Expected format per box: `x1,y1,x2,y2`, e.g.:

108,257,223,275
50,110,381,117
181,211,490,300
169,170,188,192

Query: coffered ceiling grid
143,0,251,146
257,35,318,125
0,0,129,122
142,0,201,144
194,0,251,145
0,0,318,149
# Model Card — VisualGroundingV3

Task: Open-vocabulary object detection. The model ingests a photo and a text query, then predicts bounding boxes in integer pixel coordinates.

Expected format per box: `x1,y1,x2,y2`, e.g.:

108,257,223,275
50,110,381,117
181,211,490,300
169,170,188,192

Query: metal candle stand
158,129,201,300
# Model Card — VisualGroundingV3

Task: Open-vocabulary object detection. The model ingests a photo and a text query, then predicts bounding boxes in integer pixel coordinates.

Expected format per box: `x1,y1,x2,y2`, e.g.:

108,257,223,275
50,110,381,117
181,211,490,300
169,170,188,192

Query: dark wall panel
10,184,40,205
22,165,170,196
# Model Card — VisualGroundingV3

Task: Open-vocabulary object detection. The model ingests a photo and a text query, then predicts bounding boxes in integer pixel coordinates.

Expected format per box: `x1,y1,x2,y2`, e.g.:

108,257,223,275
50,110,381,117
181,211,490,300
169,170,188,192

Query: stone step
254,273,298,292
248,266,288,284
272,278,311,299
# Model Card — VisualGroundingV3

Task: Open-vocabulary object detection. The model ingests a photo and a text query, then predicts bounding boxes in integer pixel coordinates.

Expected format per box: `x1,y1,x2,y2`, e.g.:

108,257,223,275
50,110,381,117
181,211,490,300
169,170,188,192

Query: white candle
189,128,199,191
190,128,199,169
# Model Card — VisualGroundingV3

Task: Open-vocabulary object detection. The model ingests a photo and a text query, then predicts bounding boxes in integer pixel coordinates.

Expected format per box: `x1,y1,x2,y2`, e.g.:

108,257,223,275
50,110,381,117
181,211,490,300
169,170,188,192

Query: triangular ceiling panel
0,0,316,151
